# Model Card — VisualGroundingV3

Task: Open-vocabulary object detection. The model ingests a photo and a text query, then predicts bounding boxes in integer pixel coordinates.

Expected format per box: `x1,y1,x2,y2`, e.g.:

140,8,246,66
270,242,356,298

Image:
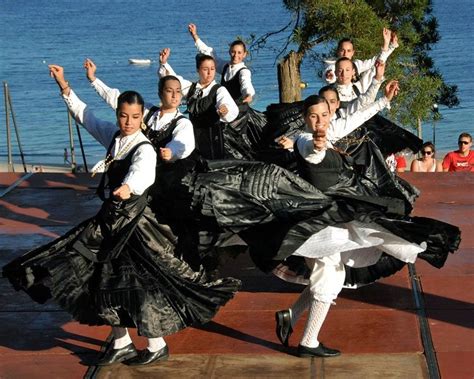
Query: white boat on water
128,58,152,65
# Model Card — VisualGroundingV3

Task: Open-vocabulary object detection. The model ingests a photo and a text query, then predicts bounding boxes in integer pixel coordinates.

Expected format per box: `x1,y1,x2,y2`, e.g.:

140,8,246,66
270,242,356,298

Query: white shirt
323,43,397,85
158,62,239,123
336,67,375,104
328,96,390,142
296,96,390,163
194,38,255,98
90,78,195,161
62,89,156,195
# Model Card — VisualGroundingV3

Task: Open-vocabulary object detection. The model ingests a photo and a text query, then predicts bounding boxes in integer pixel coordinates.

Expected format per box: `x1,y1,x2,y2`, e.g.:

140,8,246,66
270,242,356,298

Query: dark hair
116,91,144,115
459,132,472,142
195,53,215,70
421,141,436,153
318,85,340,101
337,38,354,51
229,40,247,52
335,57,359,82
158,75,181,98
303,95,329,116
335,57,356,70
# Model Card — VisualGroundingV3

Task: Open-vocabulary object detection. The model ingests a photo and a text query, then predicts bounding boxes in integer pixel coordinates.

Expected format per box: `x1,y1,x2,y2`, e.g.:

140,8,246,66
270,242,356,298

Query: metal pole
7,90,28,172
3,82,14,172
74,121,89,172
66,109,77,172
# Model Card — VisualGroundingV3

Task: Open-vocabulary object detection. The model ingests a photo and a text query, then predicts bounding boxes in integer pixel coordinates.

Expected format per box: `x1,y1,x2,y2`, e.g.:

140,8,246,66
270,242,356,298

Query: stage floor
0,172,472,378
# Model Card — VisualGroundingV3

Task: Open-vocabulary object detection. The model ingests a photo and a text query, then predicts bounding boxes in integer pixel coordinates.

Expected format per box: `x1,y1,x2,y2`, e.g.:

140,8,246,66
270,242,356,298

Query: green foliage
253,0,459,132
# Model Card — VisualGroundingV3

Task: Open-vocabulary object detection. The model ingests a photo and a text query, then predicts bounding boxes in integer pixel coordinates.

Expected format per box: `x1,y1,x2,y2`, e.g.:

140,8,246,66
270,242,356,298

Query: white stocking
289,285,312,328
299,300,331,348
112,327,132,349
147,337,167,353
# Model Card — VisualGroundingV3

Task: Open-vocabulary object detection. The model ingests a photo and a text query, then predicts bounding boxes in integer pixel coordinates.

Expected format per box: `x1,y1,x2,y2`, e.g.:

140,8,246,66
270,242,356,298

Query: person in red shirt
442,132,474,172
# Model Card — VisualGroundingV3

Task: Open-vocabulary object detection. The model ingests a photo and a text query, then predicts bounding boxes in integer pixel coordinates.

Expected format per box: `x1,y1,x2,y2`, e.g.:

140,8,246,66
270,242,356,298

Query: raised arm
328,79,399,142
84,58,122,110
157,48,193,97
49,64,117,147
188,23,226,73
344,60,385,114
354,28,398,75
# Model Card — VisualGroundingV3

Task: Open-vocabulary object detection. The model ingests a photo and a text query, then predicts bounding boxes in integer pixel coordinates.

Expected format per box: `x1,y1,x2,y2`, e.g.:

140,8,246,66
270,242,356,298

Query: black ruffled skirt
2,195,241,338
157,160,461,288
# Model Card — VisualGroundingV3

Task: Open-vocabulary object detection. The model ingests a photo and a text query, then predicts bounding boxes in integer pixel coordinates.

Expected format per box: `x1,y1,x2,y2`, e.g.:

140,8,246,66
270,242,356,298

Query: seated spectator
442,132,474,172
410,142,442,172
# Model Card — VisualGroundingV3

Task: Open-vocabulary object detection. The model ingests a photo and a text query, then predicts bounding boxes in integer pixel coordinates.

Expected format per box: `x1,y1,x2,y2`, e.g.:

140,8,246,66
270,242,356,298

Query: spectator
442,133,474,172
386,153,406,173
410,142,443,172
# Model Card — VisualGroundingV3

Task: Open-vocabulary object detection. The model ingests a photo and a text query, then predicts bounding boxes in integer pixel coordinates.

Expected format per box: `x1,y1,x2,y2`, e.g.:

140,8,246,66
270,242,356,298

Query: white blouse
323,43,397,85
158,62,239,123
194,38,255,98
62,89,156,195
90,78,195,161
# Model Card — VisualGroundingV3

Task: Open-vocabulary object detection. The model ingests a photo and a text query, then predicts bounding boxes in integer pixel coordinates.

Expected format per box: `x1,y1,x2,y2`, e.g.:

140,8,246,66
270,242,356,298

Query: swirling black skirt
2,195,241,338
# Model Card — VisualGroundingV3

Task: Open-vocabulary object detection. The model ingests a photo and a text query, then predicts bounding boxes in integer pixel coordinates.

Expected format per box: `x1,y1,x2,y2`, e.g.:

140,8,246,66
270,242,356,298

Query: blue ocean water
0,0,472,166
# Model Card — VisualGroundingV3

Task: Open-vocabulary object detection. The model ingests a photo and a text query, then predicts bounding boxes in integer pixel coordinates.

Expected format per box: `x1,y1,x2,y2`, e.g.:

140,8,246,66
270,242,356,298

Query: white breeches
306,252,346,303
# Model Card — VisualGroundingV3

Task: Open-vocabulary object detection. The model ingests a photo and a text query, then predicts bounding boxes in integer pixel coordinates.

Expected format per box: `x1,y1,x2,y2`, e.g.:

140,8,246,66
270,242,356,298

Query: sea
1,0,473,167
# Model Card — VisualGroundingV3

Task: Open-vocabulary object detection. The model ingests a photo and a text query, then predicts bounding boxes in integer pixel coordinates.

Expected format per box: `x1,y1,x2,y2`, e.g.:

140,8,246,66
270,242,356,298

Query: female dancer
188,23,255,107
159,48,239,159
271,95,460,357
85,58,196,163
323,28,397,84
410,142,442,172
2,65,240,366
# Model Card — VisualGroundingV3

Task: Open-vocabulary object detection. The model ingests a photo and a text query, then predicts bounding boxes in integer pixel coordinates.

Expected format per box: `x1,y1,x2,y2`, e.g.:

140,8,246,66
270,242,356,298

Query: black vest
97,132,151,200
338,84,361,109
294,143,343,192
143,109,186,150
221,64,249,114
186,82,225,159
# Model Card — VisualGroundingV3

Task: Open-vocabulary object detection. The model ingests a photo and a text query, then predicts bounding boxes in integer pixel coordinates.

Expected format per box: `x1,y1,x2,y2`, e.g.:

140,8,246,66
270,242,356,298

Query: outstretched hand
188,23,198,41
159,48,170,65
84,58,97,82
49,64,70,95
384,80,400,101
390,31,399,48
374,60,385,81
382,27,392,50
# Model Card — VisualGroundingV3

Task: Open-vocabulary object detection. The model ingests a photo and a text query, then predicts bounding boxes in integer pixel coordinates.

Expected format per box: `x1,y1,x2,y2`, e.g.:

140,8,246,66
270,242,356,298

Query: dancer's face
337,41,355,59
321,90,340,117
304,102,331,133
117,103,143,136
336,60,355,85
198,59,216,86
229,44,247,65
160,78,182,111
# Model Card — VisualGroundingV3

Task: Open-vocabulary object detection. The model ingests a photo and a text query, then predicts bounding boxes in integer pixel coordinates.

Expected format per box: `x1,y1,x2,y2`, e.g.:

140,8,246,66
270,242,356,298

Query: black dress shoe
275,309,293,347
125,345,169,366
297,343,341,358
97,343,138,366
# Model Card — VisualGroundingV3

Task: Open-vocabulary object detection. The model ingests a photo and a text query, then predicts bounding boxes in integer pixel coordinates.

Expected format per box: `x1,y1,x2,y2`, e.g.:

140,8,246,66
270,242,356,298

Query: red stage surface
0,172,472,378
